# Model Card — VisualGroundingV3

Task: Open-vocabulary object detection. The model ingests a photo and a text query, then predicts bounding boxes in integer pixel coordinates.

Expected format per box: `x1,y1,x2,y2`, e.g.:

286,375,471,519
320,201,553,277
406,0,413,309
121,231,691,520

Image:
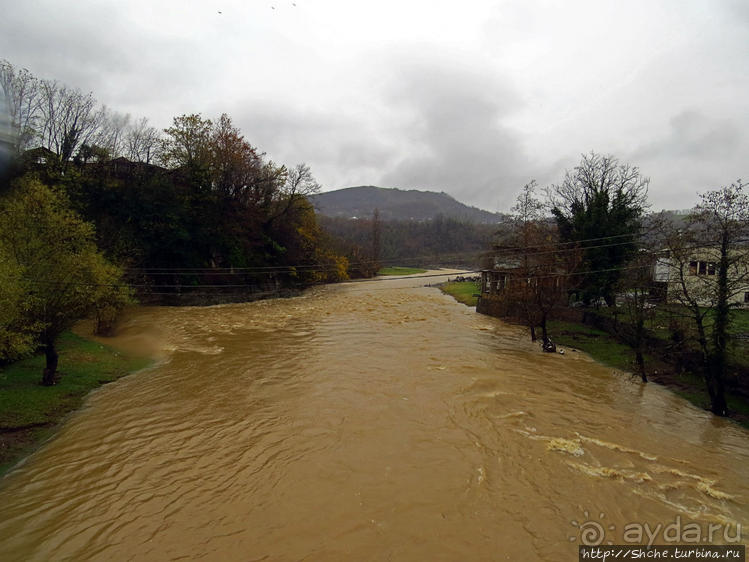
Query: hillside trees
0,177,130,383
0,60,357,300
549,152,649,305
1,59,155,165
37,81,101,166
319,214,494,275
64,112,345,293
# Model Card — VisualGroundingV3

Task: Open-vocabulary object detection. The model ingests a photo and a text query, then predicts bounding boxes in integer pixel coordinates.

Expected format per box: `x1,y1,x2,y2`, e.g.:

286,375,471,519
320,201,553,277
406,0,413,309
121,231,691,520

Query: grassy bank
377,266,428,276
0,331,150,476
440,280,480,307
547,318,749,428
548,319,642,373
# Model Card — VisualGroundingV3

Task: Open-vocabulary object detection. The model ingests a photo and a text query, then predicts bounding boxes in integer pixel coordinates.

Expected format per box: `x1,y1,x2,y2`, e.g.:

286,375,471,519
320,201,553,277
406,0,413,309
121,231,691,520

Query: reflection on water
0,273,747,561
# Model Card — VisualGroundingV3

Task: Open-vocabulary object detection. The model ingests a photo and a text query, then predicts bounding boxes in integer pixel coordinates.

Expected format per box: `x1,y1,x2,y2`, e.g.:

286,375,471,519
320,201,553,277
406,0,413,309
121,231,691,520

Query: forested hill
311,186,505,224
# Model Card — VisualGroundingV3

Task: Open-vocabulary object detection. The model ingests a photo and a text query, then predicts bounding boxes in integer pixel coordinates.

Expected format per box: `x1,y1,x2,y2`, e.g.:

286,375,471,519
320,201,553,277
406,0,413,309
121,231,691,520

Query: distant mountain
311,186,505,224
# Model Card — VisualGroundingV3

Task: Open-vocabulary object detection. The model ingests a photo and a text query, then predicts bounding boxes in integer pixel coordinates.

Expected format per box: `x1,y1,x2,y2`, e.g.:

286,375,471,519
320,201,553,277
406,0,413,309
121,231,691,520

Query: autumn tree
663,181,749,416
210,113,264,199
160,113,213,170
549,152,649,305
0,177,130,384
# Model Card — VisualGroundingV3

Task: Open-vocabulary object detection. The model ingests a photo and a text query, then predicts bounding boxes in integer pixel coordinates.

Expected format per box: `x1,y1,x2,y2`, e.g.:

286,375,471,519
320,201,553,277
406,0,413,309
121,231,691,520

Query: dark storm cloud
378,56,531,211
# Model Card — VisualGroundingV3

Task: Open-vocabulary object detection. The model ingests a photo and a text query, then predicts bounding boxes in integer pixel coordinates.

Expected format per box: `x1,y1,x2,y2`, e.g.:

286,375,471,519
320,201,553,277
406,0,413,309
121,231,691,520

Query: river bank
441,280,749,428
0,331,150,477
547,317,749,428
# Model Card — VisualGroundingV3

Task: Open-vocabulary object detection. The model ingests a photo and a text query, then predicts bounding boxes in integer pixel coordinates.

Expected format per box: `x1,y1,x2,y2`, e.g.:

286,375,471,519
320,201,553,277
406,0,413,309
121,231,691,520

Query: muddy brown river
0,272,747,561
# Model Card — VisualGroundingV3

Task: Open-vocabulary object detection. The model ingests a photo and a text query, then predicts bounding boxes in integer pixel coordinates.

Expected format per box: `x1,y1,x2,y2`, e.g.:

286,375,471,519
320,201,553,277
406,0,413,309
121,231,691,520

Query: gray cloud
232,103,400,188
627,110,746,209
1,0,747,213
633,110,741,161
377,55,530,212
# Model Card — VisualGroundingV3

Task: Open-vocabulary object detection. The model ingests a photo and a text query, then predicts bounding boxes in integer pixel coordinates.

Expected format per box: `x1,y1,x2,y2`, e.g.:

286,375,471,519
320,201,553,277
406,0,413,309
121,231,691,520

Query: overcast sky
2,0,747,212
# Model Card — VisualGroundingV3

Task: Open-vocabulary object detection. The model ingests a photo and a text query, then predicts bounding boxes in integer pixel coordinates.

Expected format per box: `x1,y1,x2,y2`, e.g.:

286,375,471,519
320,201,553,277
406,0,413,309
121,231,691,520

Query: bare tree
616,250,656,382
266,162,321,224
664,180,749,416
512,180,545,341
0,59,41,152
94,106,131,158
505,180,576,343
37,80,102,164
125,116,161,164
284,162,321,199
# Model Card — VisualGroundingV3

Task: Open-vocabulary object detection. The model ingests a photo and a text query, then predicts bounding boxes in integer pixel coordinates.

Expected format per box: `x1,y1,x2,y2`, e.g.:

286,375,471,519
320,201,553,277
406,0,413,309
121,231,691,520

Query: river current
0,272,747,560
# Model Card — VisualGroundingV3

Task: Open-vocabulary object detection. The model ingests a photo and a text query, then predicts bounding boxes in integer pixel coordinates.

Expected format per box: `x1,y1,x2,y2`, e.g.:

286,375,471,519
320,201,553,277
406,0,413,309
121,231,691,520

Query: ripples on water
0,273,747,561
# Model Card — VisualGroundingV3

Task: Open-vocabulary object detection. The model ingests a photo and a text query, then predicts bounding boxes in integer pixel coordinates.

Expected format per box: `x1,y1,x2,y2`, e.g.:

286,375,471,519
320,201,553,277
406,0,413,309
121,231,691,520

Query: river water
0,272,747,561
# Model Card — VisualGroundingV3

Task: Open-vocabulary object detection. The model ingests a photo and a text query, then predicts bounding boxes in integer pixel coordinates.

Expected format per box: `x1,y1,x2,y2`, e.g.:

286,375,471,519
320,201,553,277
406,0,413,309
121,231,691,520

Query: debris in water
547,438,585,456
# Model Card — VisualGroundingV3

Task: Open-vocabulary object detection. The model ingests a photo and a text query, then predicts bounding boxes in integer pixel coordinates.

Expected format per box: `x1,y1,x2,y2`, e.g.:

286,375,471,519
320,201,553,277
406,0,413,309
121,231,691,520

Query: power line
121,234,643,276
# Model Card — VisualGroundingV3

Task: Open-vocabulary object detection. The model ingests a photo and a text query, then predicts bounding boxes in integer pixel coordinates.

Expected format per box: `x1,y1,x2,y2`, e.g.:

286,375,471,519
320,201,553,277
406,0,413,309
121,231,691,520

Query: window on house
708,262,716,275
699,262,707,275
744,292,749,303
689,261,698,275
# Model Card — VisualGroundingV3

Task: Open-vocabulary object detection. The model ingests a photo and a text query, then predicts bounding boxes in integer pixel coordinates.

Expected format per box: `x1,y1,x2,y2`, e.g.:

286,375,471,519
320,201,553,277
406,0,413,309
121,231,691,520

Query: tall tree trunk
635,349,647,383
371,208,381,272
707,363,728,416
540,314,548,342
710,234,731,416
635,304,647,382
41,336,59,386
693,315,727,416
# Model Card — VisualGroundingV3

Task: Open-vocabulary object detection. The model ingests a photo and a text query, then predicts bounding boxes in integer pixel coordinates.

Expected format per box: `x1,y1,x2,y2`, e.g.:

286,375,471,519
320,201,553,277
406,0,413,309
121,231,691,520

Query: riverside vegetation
478,155,749,421
0,331,149,475
445,277,749,428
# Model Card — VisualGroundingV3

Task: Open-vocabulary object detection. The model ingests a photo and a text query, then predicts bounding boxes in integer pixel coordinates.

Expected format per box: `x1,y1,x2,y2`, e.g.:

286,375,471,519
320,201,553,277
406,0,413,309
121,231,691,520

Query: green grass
548,320,640,372
440,281,480,307
0,331,150,476
377,266,428,276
